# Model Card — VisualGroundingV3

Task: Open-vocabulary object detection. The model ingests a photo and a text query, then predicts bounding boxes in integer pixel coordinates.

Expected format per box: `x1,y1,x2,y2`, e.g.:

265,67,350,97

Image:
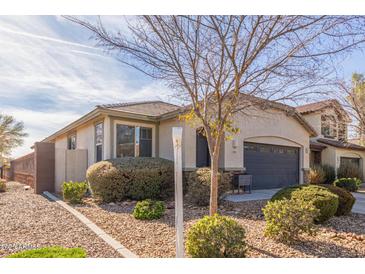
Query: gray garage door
244,142,299,190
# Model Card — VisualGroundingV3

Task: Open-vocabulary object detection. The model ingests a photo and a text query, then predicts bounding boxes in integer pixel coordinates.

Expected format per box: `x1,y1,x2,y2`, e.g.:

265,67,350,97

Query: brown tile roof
98,101,180,117
296,99,339,114
317,138,365,151
296,99,351,122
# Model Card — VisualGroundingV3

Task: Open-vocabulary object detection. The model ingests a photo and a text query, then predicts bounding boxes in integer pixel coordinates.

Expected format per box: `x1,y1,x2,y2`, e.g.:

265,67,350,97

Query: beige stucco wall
76,123,94,167
159,108,311,182
55,147,66,192
225,108,310,183
321,146,365,179
334,148,365,179
159,118,196,168
53,117,107,191
302,112,321,137
301,107,347,140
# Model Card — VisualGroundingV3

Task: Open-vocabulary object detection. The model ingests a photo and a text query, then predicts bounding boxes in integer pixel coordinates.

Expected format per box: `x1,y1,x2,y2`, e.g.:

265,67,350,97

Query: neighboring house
296,99,365,179
38,98,317,192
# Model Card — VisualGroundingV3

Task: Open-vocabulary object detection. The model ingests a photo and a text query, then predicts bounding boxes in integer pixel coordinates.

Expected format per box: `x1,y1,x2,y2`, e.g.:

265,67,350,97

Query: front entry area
244,142,300,190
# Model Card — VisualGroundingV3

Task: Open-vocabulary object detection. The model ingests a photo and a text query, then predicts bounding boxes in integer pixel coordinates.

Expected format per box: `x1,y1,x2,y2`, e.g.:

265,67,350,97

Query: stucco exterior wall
321,145,337,168
76,123,94,167
334,148,365,179
158,118,197,168
224,108,310,171
301,107,347,140
159,107,311,181
302,112,321,137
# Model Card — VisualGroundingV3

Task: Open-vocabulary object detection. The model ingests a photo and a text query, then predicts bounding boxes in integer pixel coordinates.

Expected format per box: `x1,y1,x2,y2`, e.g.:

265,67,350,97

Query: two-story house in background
297,99,365,179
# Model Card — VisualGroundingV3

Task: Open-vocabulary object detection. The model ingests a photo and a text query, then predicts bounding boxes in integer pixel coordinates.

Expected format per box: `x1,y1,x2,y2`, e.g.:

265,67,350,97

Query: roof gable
97,101,180,117
296,99,351,122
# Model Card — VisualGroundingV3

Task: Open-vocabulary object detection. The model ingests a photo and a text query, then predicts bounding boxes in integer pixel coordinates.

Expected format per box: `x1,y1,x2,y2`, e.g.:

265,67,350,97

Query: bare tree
0,114,28,165
66,15,365,215
338,73,365,144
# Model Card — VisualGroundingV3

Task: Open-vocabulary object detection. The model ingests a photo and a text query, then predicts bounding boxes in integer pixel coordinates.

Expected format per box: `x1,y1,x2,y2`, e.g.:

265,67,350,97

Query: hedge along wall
9,142,55,194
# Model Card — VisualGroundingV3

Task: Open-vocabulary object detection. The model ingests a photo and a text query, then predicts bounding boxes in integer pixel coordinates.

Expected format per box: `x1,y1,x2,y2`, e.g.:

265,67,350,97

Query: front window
67,134,76,150
95,122,103,162
321,115,337,139
116,124,152,157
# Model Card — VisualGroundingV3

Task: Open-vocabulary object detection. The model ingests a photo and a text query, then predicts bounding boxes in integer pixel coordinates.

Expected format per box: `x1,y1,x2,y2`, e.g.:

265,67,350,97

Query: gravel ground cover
74,198,365,258
0,182,121,258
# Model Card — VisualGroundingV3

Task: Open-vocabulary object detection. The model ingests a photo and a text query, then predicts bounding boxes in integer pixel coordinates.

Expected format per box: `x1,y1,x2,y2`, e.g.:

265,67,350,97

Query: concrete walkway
225,188,280,202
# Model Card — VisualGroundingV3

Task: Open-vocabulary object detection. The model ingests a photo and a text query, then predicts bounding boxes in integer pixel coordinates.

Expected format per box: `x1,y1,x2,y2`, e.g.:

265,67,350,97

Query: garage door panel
244,142,299,190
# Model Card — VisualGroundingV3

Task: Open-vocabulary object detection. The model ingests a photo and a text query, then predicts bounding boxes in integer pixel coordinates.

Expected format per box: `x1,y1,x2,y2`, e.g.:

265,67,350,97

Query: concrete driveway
225,188,365,215
352,192,365,214
225,188,280,202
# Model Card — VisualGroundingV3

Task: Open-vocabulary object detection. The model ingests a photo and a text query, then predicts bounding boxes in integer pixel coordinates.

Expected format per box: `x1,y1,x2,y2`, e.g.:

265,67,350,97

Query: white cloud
0,16,174,158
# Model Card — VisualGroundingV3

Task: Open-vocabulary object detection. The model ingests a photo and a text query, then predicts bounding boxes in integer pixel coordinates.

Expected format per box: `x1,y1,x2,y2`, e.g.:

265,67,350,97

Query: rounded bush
271,184,339,223
186,214,246,258
132,199,165,220
86,157,174,202
186,168,231,206
263,198,319,243
320,184,355,216
62,181,88,204
0,179,6,192
333,178,361,192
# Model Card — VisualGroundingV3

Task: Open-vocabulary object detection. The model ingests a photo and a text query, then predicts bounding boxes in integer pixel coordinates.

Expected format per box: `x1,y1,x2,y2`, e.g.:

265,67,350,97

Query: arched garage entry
244,137,301,189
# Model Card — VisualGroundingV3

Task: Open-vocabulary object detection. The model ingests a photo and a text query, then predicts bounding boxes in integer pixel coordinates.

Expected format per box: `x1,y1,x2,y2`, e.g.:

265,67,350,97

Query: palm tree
0,114,28,164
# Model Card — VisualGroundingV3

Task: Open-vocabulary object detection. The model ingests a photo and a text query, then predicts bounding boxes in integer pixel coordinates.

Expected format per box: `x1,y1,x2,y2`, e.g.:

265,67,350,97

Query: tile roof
317,138,365,151
98,101,181,117
295,99,338,114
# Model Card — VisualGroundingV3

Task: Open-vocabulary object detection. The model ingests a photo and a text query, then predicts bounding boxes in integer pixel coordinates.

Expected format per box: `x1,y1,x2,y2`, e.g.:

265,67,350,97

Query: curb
43,191,138,258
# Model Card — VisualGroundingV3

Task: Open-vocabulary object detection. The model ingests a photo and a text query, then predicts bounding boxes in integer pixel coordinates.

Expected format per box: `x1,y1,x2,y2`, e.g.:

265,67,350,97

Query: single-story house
13,96,364,193
37,96,319,192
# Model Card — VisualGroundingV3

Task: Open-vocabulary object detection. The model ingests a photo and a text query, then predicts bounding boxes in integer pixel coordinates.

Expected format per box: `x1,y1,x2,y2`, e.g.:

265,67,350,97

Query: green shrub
308,165,326,184
0,179,6,192
6,246,87,258
186,214,246,258
62,181,88,204
263,198,319,243
337,163,362,180
186,168,232,206
86,157,174,202
132,199,165,220
320,185,355,216
333,177,361,192
322,164,336,184
271,184,339,223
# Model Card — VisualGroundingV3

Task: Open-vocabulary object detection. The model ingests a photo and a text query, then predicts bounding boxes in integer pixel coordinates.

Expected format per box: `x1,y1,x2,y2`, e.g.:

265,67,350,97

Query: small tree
0,114,28,164
338,73,365,144
67,15,365,215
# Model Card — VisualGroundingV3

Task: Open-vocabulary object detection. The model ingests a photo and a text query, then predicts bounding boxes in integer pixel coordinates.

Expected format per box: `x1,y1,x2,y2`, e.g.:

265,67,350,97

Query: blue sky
0,16,364,158
0,16,172,158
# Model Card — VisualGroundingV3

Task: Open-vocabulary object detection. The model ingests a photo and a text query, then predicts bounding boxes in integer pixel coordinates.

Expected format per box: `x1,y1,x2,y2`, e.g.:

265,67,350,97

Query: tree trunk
209,153,220,215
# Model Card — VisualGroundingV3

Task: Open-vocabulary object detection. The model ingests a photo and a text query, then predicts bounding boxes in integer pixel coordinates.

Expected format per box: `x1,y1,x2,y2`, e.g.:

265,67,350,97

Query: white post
172,127,184,258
